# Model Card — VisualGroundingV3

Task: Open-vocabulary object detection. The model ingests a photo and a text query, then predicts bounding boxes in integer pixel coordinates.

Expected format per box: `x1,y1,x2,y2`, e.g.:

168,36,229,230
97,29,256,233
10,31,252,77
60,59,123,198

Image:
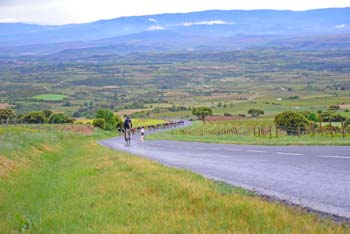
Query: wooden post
253,127,256,137
269,126,272,138
341,121,345,138
329,121,333,137
319,121,322,134
297,127,301,137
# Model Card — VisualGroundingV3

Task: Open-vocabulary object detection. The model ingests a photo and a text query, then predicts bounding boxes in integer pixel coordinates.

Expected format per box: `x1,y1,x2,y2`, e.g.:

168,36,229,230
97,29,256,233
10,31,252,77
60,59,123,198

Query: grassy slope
0,127,348,233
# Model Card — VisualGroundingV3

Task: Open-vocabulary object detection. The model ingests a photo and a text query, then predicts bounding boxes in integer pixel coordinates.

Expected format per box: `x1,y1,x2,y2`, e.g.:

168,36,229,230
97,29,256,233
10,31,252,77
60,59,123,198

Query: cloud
182,20,234,27
336,24,346,29
147,25,165,31
148,18,157,23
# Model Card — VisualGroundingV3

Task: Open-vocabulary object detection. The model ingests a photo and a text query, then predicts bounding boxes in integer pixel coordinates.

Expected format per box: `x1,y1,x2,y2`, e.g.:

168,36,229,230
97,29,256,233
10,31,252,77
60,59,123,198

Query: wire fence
173,121,350,138
0,119,185,135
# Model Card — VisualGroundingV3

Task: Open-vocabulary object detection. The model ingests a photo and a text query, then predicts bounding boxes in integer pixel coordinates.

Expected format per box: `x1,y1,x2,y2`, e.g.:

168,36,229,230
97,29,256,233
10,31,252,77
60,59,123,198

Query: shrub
328,105,340,111
20,112,46,124
274,111,309,135
344,118,350,128
248,109,264,117
323,124,341,133
318,112,346,122
93,118,106,129
95,109,122,130
0,109,15,121
48,113,74,124
42,110,53,118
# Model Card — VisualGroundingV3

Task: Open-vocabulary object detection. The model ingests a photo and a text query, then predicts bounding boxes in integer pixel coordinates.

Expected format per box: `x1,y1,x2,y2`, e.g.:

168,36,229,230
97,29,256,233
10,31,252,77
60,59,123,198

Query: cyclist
123,116,132,145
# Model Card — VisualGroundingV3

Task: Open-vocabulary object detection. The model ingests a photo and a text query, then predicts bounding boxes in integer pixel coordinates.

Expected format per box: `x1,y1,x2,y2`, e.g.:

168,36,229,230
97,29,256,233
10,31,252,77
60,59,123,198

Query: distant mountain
0,8,349,56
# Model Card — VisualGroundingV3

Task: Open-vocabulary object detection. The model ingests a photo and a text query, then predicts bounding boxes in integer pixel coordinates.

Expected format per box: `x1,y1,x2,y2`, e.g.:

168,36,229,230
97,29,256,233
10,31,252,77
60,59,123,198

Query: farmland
0,49,349,118
32,94,68,101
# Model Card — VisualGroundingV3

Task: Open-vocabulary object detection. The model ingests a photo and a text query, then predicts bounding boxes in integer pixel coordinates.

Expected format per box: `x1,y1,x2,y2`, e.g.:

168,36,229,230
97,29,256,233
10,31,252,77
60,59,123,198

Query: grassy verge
147,121,350,146
0,127,348,233
147,131,350,146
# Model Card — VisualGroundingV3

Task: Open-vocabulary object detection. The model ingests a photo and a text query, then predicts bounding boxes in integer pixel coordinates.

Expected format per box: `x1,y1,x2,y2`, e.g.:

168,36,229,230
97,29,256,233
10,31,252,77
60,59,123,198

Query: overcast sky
0,0,349,25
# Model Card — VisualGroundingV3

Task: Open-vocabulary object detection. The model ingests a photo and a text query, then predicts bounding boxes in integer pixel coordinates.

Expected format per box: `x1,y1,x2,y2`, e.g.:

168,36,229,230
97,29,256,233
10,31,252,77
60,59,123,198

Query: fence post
341,121,345,138
329,120,333,137
269,126,272,138
297,127,300,137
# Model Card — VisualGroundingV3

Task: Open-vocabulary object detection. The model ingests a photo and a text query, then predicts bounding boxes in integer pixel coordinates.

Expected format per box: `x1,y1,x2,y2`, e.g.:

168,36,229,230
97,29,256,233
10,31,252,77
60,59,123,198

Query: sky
0,0,349,25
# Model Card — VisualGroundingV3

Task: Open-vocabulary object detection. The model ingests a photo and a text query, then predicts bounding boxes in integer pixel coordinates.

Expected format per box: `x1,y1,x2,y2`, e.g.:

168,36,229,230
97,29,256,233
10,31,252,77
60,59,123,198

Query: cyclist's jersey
123,119,132,129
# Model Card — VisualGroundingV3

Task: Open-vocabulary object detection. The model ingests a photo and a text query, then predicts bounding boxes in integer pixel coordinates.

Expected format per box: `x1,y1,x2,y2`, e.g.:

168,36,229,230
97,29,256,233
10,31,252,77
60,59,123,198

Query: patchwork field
1,50,349,119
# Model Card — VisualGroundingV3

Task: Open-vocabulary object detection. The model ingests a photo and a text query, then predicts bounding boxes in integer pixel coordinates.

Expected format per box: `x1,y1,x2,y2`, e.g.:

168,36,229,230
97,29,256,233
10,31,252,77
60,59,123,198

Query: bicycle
124,128,131,145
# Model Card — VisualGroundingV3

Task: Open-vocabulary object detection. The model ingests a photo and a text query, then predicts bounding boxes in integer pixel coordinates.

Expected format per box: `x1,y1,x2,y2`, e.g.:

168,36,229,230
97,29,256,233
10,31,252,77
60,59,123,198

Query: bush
48,113,74,124
328,105,340,111
344,118,350,128
248,109,264,117
224,113,233,116
94,109,122,131
20,112,46,124
93,118,106,129
323,124,341,133
42,110,53,119
318,112,346,122
274,111,309,135
0,109,15,121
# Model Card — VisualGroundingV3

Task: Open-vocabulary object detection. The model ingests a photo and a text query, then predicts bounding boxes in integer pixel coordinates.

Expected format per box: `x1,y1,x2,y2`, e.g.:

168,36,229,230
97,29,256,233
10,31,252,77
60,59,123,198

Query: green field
1,127,348,233
32,94,68,101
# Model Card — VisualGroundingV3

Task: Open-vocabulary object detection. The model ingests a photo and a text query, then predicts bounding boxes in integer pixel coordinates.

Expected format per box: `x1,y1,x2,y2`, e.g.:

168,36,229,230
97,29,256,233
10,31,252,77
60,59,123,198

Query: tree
192,107,213,121
20,112,46,124
0,109,15,121
95,109,122,131
274,111,309,135
248,109,264,117
93,118,106,129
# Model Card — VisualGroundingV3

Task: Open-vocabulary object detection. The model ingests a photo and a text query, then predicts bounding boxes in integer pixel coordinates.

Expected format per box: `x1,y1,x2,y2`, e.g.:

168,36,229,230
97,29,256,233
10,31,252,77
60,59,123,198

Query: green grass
32,94,68,101
148,131,350,146
147,121,350,146
0,127,349,233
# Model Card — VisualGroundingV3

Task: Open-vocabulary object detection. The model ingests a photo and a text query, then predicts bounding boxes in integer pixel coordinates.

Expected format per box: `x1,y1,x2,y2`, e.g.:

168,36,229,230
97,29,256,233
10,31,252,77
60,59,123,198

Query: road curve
98,132,350,219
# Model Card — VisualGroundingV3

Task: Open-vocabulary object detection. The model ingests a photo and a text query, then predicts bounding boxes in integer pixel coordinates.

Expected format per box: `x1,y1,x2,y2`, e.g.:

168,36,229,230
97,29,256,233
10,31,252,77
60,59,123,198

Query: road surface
99,131,350,219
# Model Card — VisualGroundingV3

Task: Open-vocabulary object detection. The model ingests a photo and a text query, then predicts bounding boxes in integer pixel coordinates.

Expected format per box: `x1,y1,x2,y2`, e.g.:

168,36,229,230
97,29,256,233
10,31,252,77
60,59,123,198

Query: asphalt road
99,131,350,219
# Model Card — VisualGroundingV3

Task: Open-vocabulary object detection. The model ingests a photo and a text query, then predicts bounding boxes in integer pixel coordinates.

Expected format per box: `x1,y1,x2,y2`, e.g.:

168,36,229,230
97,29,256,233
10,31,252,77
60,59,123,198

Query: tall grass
0,128,348,233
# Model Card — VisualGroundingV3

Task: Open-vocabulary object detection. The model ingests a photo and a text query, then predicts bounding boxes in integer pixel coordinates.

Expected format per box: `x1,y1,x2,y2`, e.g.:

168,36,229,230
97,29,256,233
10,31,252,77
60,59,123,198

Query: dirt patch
205,116,248,121
55,124,94,135
0,103,11,109
0,156,17,177
339,104,350,109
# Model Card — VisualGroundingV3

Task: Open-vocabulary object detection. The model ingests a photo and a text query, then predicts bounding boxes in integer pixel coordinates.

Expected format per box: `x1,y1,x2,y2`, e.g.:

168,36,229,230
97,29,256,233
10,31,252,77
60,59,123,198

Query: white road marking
319,155,350,159
276,152,304,156
225,149,243,151
247,150,267,153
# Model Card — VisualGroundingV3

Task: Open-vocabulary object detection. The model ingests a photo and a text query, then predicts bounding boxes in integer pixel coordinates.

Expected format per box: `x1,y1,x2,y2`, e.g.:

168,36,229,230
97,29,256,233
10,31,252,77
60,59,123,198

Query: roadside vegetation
0,127,349,233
